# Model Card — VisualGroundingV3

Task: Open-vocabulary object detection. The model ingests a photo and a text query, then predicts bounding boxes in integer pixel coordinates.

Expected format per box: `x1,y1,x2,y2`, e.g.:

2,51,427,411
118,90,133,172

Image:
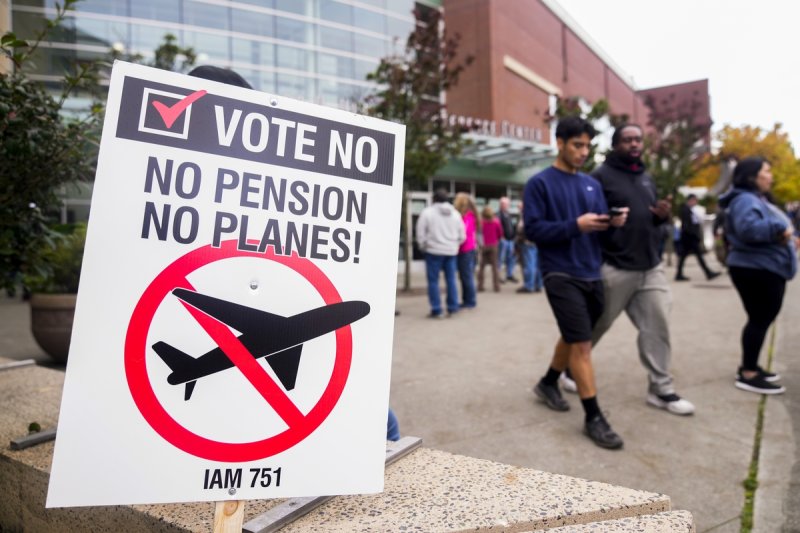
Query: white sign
47,61,405,507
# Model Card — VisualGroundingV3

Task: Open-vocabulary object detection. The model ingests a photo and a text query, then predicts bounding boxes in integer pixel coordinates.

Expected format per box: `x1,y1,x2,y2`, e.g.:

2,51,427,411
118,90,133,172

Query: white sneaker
646,393,695,416
559,373,577,394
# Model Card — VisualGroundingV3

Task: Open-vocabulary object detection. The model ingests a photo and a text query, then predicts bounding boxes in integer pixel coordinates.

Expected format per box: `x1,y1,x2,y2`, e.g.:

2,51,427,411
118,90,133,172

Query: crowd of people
414,116,797,449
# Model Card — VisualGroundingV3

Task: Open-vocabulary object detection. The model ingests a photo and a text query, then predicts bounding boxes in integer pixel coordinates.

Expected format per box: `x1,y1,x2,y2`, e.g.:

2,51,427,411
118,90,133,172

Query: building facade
437,0,710,187
10,0,421,106
6,0,710,228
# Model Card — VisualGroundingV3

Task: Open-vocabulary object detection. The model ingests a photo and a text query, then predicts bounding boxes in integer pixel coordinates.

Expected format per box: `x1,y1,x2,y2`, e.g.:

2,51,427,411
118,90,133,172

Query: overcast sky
552,0,800,154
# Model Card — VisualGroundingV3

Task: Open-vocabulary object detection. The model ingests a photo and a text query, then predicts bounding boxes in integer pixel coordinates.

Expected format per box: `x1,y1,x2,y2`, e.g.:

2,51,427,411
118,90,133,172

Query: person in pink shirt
454,193,480,308
478,204,503,292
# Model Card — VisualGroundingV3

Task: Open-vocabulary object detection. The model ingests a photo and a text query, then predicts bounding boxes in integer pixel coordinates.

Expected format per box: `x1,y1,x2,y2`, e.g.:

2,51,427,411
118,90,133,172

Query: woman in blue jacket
719,157,797,394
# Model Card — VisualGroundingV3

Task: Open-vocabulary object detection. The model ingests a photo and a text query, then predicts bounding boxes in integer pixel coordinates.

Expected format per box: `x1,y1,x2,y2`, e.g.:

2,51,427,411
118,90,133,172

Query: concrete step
0,358,688,532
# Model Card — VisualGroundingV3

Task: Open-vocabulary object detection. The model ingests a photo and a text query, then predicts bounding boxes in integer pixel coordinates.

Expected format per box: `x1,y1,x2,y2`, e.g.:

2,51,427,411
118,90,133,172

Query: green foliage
693,124,800,203
111,33,197,73
641,93,711,197
362,6,472,290
0,1,101,295
23,224,86,294
362,6,473,189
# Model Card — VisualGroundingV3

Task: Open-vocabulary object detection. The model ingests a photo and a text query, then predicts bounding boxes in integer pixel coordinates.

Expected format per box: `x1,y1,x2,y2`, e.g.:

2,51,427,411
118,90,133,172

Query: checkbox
138,88,194,139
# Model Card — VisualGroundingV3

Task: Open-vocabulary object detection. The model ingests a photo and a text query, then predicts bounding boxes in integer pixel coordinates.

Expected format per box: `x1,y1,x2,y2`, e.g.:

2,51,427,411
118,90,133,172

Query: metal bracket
242,436,423,533
10,428,57,450
0,359,36,372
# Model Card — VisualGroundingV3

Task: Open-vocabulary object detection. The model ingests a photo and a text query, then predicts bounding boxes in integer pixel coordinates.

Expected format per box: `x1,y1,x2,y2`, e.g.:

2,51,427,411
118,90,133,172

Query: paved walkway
390,259,797,533
2,257,797,532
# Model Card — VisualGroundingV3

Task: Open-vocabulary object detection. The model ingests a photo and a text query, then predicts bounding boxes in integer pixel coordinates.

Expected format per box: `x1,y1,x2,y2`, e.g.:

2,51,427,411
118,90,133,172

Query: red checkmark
151,90,208,129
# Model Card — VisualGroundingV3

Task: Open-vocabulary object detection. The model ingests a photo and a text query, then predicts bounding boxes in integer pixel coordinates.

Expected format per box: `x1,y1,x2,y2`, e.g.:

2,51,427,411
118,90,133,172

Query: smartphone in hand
609,206,626,218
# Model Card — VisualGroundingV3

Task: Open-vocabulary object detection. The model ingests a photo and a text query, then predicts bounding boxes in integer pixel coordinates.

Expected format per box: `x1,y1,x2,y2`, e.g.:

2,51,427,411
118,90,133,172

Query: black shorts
543,275,604,343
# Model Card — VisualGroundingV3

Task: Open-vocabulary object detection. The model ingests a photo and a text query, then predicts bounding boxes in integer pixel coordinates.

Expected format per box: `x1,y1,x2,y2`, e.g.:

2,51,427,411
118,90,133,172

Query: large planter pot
30,293,76,363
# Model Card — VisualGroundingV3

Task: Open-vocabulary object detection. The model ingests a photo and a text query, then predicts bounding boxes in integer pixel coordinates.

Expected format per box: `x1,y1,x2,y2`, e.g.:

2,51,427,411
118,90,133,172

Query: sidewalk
1,258,796,532
391,259,796,533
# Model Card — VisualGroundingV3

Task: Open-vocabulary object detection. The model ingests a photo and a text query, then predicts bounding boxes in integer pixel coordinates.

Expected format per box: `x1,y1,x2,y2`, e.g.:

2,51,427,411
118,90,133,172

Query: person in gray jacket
719,157,797,394
416,189,466,318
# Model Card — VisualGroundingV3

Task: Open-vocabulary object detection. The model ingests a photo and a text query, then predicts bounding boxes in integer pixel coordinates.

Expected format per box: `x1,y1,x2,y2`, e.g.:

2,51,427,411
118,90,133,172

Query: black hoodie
591,153,667,270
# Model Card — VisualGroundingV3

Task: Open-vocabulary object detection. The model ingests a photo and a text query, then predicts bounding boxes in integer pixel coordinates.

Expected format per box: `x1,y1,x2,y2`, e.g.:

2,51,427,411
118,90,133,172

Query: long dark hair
731,157,769,191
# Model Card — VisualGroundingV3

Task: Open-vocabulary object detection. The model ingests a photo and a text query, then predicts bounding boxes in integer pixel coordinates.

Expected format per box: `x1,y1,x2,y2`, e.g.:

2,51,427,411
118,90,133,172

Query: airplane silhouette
153,288,370,401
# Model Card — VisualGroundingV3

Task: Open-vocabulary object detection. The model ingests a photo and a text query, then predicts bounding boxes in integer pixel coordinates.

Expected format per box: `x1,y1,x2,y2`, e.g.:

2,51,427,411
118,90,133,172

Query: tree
111,33,196,73
362,6,472,291
546,96,628,172
0,0,101,295
641,92,711,197
692,124,800,202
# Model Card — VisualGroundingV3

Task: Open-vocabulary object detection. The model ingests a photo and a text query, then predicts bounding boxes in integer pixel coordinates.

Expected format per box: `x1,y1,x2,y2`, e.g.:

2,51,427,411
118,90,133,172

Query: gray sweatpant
591,262,675,396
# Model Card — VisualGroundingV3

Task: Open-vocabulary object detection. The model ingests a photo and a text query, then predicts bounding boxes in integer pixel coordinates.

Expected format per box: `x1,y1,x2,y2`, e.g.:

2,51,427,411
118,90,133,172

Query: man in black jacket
580,124,696,416
675,194,721,281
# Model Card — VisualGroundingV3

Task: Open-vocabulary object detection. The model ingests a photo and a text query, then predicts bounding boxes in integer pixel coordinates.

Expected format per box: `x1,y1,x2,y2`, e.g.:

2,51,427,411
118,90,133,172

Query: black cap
188,65,252,89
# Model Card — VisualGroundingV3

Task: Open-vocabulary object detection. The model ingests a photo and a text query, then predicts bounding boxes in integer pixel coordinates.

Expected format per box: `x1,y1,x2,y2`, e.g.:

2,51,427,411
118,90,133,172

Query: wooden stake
213,500,245,533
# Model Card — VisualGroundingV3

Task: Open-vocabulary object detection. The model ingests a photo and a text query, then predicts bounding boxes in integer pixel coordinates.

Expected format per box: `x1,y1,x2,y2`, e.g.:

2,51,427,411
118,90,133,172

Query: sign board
47,61,405,507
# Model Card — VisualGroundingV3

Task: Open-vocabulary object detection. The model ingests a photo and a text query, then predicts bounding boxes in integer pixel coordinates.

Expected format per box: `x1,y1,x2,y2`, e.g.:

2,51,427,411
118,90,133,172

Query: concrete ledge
278,447,671,532
1,358,689,532
544,510,695,532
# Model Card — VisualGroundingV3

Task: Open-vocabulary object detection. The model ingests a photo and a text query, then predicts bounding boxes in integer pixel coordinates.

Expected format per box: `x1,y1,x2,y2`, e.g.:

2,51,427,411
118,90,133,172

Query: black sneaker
534,380,570,412
707,271,721,280
675,275,690,281
736,372,785,395
737,366,781,383
584,414,624,449
758,366,781,382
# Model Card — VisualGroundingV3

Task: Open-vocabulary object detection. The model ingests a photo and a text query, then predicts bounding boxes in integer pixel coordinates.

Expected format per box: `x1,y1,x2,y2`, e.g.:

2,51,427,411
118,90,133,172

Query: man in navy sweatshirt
523,116,627,449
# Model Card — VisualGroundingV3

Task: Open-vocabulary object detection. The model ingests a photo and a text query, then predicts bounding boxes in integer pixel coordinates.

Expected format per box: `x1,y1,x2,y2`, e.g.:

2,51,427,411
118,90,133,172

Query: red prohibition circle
124,240,352,462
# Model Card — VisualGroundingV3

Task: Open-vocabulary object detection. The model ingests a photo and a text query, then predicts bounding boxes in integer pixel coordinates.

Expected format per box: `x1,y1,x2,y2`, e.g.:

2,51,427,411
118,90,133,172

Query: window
384,0,415,16
13,0,57,8
183,1,229,31
354,33,386,59
318,53,354,79
276,45,309,71
27,47,106,76
13,11,60,41
319,26,352,52
276,74,313,101
184,31,230,62
131,0,180,24
354,58,378,81
358,0,388,10
232,39,274,66
231,9,274,38
257,71,277,93
475,184,507,206
275,17,309,43
275,0,310,16
353,7,385,35
318,80,363,109
76,0,128,17
319,0,352,25
387,16,414,42
74,17,129,48
130,23,174,55
236,0,274,7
